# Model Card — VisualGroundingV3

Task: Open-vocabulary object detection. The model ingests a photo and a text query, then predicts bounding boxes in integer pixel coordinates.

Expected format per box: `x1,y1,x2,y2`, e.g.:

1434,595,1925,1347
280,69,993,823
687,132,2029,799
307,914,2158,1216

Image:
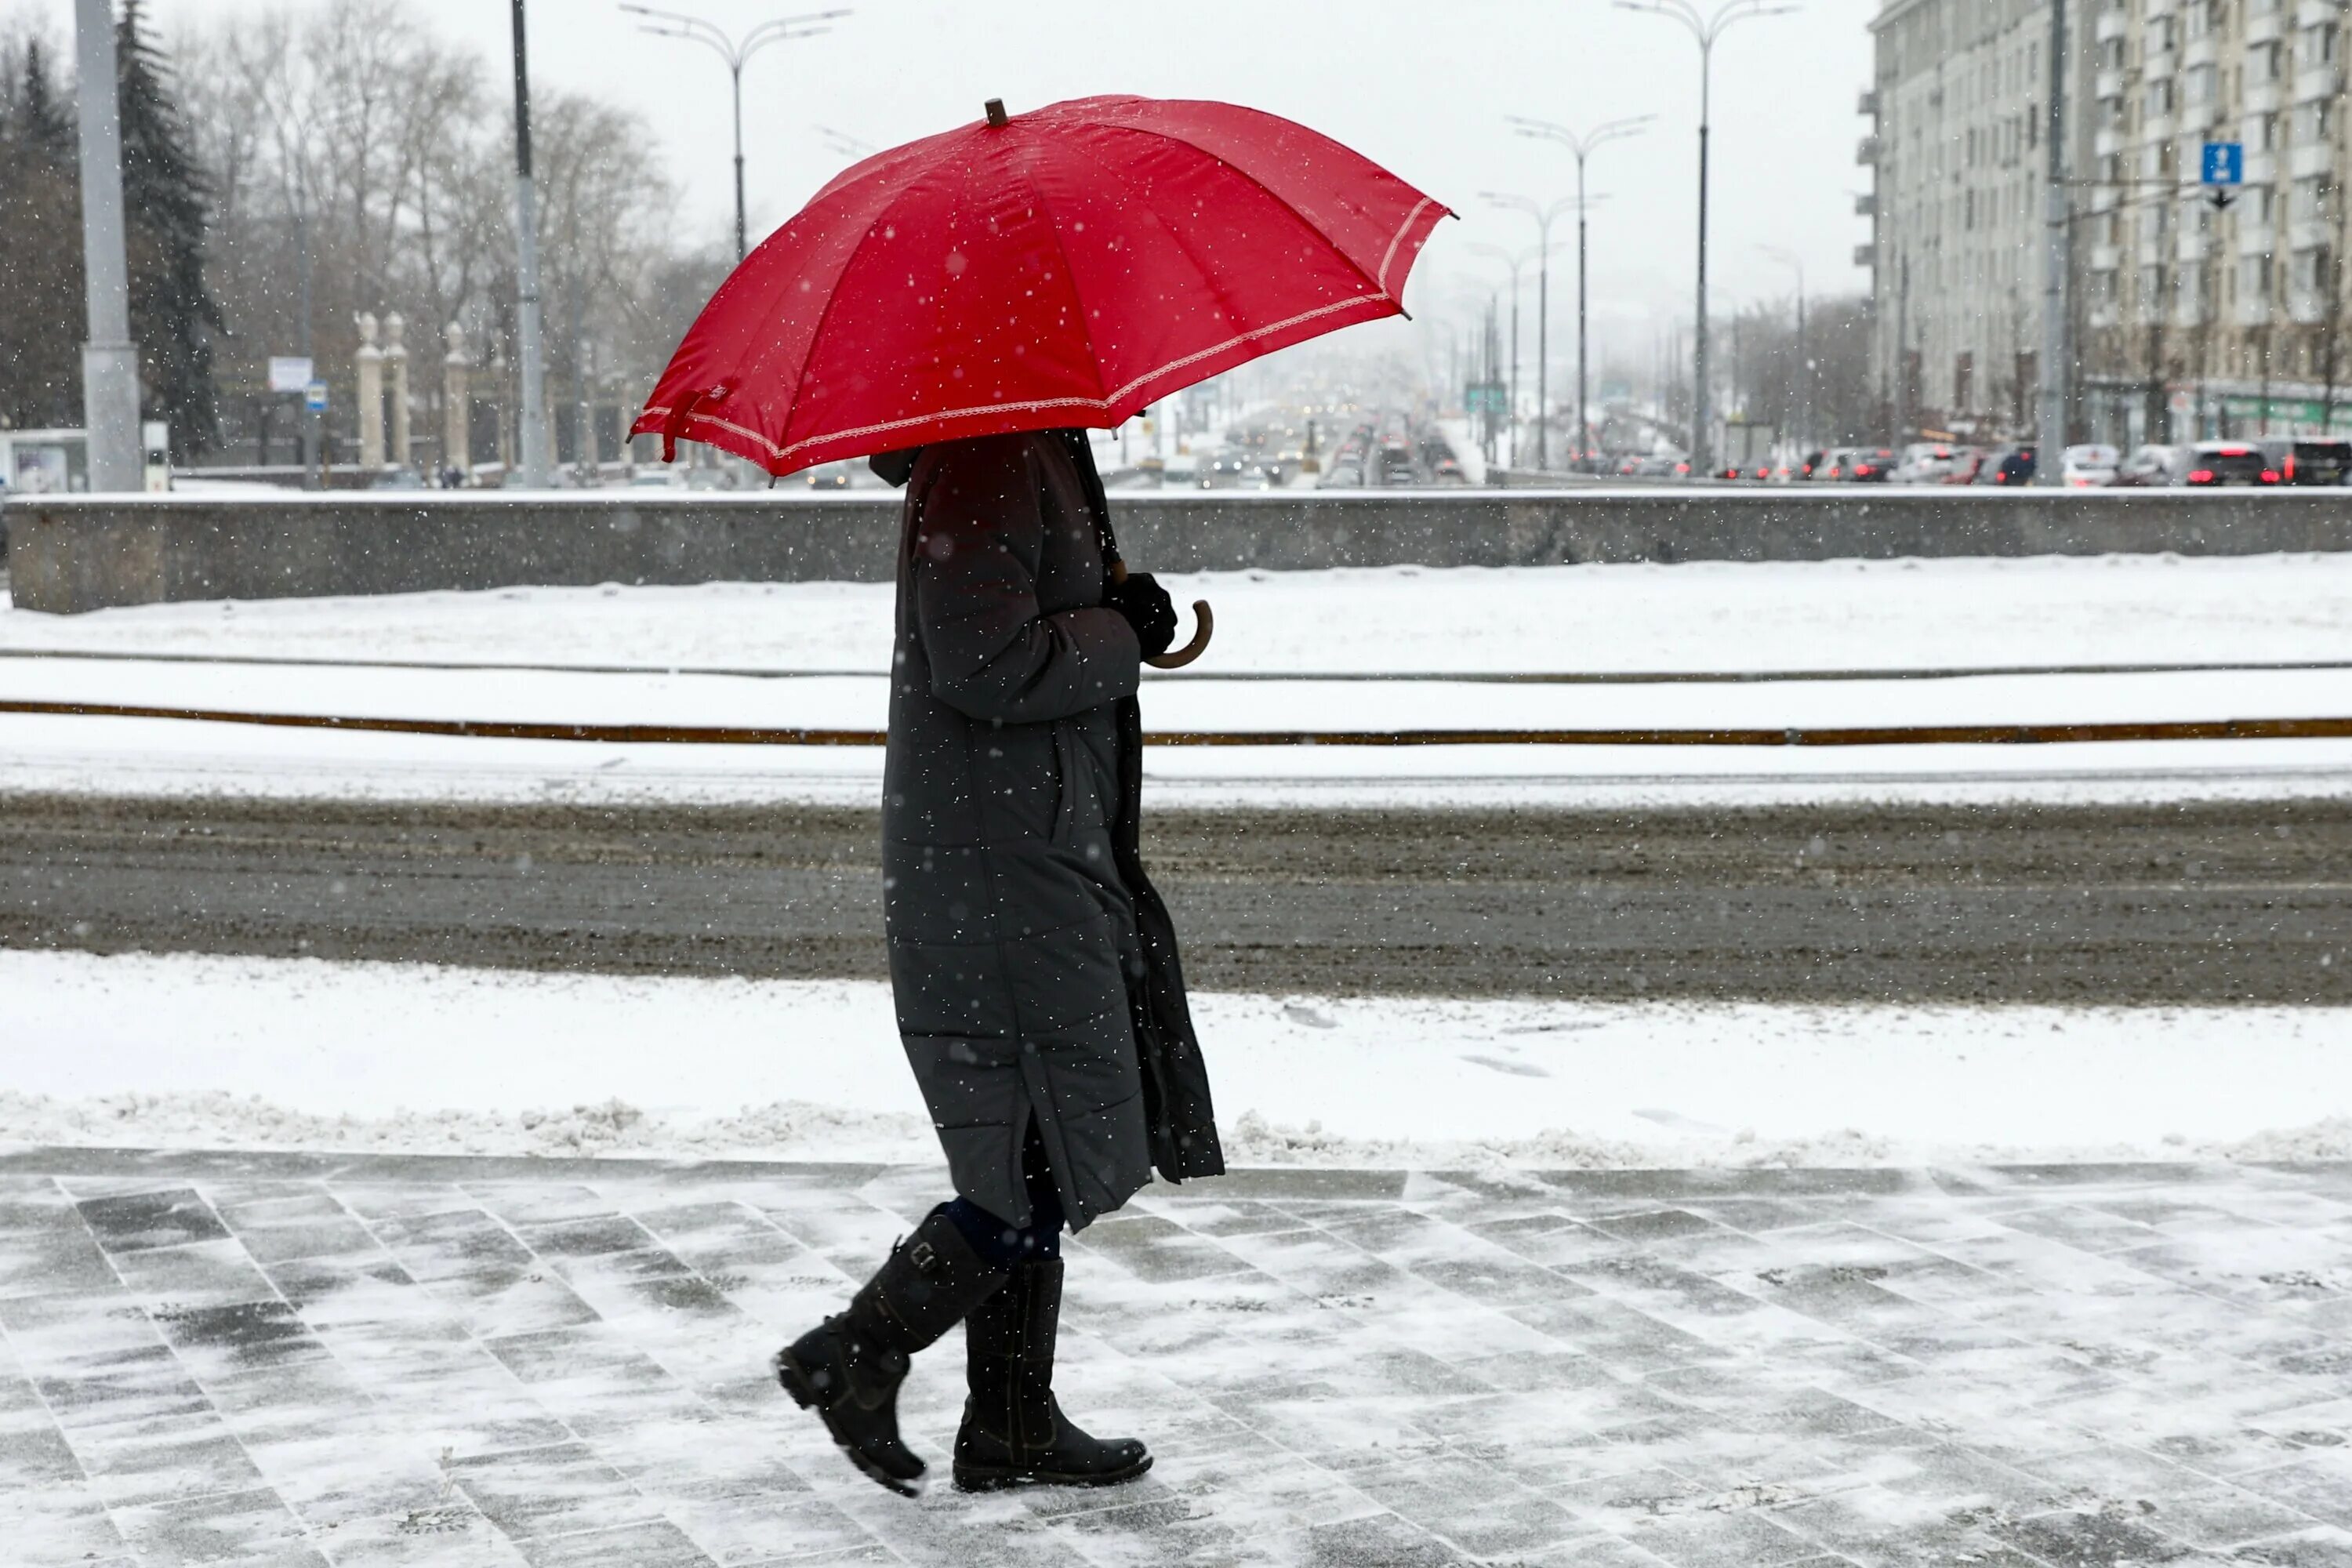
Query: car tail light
1676,462,1690,474
2187,468,2215,484
2262,470,2281,484
1856,464,1877,477
2286,456,2299,481
2218,446,2253,457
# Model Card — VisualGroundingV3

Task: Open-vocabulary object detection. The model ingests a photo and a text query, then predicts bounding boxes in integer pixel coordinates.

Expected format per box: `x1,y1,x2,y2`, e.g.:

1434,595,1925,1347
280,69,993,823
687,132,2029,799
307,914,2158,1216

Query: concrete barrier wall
10,487,2352,614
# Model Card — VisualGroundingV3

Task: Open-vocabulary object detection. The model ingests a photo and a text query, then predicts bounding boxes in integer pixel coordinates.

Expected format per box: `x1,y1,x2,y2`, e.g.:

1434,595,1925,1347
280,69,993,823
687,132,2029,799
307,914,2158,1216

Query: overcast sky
45,0,1878,374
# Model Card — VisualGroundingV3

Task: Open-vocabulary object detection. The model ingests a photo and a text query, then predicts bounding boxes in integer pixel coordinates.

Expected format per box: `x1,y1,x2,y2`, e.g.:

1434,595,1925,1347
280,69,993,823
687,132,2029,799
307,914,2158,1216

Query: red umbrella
632,94,1450,476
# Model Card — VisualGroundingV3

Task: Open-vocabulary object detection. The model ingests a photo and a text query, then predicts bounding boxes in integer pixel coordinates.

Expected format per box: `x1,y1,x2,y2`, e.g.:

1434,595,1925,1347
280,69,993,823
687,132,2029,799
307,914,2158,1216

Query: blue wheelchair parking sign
2201,143,2244,186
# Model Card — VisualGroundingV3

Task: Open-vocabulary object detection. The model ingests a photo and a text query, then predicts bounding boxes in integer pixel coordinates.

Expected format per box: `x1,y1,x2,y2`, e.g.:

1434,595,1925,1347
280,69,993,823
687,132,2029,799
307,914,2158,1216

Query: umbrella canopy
632,95,1449,476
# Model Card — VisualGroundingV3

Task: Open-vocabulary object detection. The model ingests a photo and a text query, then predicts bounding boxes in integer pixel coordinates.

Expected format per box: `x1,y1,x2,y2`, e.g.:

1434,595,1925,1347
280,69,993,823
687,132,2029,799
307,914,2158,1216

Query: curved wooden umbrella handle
1147,601,1214,670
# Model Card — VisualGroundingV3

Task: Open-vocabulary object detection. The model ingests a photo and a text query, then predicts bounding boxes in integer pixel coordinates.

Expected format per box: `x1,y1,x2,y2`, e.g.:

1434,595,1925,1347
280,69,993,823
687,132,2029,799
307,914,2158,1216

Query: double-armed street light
621,4,851,262
1467,241,1551,466
1613,0,1798,475
1507,114,1649,471
1478,193,1581,470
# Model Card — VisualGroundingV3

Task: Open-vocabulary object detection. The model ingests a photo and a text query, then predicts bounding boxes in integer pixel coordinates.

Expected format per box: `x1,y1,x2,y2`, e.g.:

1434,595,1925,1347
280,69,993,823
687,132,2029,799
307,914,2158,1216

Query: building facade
1862,0,2350,445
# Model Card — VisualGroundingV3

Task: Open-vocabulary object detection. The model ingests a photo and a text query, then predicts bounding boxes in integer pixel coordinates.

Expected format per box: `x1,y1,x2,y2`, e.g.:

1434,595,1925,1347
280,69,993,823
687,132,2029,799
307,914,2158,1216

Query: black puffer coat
881,430,1222,1232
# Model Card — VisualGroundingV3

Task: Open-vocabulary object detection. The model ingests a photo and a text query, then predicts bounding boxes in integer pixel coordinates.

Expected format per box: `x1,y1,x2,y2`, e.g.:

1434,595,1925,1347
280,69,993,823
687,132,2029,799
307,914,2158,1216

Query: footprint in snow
1283,1004,1338,1029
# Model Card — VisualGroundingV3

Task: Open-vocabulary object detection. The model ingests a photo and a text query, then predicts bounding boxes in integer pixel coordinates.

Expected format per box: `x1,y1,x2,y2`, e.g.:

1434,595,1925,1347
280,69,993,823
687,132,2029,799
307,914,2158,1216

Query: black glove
1105,571,1178,659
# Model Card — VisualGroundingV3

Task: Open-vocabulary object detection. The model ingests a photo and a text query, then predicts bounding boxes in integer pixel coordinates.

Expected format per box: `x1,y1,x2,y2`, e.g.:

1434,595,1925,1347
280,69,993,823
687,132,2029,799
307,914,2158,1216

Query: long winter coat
883,430,1223,1232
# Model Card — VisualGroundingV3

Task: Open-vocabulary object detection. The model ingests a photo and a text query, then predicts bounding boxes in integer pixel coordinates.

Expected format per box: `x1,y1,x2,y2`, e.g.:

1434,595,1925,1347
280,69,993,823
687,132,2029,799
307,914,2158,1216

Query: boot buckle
909,1239,939,1275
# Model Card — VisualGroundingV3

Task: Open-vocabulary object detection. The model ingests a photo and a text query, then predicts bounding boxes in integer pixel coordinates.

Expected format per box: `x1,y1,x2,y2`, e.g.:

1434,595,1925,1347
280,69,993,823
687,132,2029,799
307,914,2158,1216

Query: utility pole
74,0,140,492
510,0,550,488
1762,246,1807,450
1511,114,1650,470
296,194,317,487
622,5,849,263
2037,0,2070,481
2147,183,2171,444
1479,193,1577,468
1617,0,1797,477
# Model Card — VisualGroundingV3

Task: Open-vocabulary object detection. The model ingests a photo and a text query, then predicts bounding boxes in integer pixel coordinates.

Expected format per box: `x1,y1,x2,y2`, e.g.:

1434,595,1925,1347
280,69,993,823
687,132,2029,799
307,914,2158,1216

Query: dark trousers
939,1124,1064,1266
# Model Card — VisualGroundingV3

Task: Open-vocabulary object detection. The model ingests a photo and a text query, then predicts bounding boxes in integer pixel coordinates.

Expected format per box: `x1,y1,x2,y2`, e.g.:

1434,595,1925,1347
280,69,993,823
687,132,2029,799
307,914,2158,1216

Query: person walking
774,427,1225,1497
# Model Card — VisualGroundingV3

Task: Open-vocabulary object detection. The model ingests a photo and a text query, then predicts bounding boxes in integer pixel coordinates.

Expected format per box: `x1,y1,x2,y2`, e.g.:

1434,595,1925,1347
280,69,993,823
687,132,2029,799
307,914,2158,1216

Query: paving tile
108,1483,321,1566
446,1441,662,1540
111,1236,282,1308
7,1152,2352,1566
76,1189,232,1253
510,1518,717,1566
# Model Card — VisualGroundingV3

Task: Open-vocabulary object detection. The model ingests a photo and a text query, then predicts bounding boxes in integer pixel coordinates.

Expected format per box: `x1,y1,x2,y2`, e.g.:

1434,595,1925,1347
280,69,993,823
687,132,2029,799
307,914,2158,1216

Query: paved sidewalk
2,1151,2350,1567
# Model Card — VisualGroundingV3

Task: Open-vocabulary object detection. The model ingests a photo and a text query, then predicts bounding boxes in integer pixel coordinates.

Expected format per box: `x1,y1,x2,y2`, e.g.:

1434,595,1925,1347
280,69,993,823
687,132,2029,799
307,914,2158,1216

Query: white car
1890,443,1958,483
2060,444,2120,488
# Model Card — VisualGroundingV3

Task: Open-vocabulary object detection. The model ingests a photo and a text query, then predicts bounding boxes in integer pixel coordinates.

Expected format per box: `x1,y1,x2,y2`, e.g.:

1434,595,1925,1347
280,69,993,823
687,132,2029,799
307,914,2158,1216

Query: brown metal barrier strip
7,699,2352,747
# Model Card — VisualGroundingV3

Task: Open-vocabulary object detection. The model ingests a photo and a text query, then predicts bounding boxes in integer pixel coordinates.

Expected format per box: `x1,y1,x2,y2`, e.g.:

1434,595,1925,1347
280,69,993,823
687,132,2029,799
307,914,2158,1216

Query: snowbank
5,950,2344,1169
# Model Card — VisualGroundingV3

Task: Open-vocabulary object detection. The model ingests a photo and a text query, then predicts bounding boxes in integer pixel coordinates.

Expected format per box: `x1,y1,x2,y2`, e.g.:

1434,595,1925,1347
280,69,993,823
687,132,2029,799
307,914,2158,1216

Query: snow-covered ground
5,949,2344,1168
11,552,2352,674
5,554,2352,807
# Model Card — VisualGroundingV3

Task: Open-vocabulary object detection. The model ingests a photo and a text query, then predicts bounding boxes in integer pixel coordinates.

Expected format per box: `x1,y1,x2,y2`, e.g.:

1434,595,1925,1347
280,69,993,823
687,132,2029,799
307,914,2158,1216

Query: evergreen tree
116,0,220,458
19,38,72,159
0,36,85,430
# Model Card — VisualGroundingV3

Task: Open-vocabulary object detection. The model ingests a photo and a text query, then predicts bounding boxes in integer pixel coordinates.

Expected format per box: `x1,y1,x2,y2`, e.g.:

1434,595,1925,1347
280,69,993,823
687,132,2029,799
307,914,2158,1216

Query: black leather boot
953,1257,1152,1491
774,1210,1007,1497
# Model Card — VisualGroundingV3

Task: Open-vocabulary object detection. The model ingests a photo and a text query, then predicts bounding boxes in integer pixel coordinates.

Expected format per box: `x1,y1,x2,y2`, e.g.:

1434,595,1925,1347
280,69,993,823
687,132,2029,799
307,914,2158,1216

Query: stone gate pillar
443,324,471,481
354,312,384,470
384,312,412,472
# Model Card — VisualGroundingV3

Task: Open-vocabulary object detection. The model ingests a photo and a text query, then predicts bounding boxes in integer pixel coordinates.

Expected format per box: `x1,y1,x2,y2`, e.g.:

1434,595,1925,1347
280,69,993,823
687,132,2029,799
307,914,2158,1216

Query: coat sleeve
910,437,1142,725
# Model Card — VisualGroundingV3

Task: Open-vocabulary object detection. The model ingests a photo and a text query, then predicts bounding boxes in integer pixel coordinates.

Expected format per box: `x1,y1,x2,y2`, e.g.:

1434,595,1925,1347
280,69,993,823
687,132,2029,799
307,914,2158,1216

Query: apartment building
1862,0,2350,444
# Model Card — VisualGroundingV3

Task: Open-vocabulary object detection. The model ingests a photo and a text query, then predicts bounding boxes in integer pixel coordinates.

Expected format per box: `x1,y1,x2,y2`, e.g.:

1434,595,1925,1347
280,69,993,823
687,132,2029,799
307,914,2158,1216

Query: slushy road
5,793,2347,1004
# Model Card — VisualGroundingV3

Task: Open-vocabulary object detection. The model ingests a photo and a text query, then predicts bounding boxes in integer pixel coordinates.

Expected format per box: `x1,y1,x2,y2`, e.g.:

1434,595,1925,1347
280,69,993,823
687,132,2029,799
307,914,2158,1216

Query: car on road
2260,438,2352,485
1974,444,2038,485
2060,445,2122,488
629,467,686,489
1939,448,1990,485
1634,453,1690,478
1890,443,1958,483
1820,447,1896,481
2176,441,2278,486
804,462,855,489
1205,449,1253,485
2110,445,2183,487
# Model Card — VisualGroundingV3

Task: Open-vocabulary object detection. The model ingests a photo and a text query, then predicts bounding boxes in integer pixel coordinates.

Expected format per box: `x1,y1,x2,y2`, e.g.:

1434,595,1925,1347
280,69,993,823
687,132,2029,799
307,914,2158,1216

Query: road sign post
2202,142,2244,210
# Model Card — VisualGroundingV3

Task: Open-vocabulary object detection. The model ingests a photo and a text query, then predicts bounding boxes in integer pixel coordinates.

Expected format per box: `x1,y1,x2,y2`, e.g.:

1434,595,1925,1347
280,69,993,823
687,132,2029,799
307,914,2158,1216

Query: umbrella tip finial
985,98,1009,128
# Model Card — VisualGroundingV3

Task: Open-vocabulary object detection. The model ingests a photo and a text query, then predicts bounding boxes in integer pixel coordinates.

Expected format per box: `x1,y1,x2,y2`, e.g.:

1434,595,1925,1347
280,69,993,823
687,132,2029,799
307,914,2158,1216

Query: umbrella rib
1046,125,1290,399
1020,157,1116,408
768,180,931,466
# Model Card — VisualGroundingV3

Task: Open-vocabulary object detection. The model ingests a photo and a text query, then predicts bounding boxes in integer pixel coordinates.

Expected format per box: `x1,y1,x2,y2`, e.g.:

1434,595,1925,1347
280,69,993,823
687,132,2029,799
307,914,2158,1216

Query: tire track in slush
3,794,2348,1004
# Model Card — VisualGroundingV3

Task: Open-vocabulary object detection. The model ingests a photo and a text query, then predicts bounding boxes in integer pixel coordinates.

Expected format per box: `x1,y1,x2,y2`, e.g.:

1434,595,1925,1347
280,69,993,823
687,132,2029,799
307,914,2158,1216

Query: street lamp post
1508,114,1650,472
622,4,849,262
510,0,550,488
1759,245,1806,451
73,0,140,492
1479,193,1579,470
1468,241,1546,466
1615,0,1798,476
